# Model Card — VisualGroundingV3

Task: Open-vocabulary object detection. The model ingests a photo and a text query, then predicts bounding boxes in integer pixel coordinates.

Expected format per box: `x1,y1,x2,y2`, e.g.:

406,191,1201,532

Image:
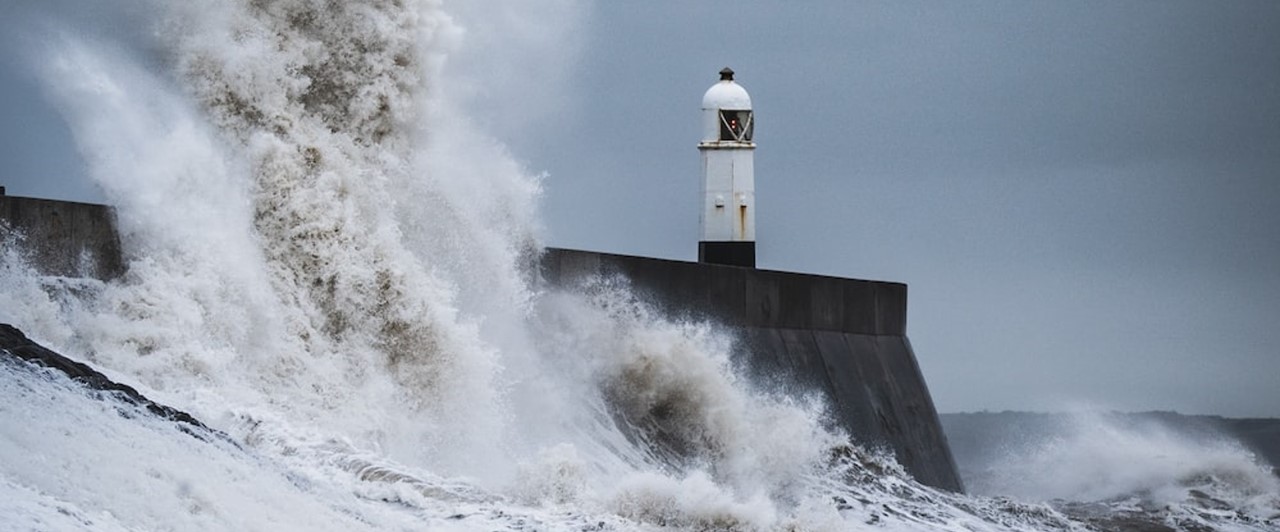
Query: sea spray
554,278,840,498
957,411,1280,527
30,0,517,478
18,0,841,503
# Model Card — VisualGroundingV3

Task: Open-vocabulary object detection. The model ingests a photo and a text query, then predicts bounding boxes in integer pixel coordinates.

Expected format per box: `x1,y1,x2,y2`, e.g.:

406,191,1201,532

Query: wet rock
0,323,209,432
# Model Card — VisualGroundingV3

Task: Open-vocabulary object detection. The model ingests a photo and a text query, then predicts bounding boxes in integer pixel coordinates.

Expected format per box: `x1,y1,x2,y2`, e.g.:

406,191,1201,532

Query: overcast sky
3,1,1278,417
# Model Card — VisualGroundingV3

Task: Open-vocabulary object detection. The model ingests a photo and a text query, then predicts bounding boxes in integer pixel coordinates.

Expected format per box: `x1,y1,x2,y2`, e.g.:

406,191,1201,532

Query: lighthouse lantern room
698,67,756,267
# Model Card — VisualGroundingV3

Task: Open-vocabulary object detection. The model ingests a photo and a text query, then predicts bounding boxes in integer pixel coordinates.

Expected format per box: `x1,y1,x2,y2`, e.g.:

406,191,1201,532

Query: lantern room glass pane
719,110,753,142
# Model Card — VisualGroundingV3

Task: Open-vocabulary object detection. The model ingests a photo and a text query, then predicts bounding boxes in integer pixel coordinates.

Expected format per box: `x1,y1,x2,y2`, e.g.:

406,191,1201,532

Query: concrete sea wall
542,248,964,492
0,195,963,492
0,195,124,280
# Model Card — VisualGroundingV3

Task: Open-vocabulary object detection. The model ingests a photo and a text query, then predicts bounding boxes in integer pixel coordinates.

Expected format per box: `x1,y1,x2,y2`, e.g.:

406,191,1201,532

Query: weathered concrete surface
0,195,125,279
543,248,908,335
542,247,965,493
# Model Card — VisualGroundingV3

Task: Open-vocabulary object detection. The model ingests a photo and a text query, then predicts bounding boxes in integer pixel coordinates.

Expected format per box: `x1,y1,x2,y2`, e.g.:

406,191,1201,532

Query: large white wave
4,0,840,522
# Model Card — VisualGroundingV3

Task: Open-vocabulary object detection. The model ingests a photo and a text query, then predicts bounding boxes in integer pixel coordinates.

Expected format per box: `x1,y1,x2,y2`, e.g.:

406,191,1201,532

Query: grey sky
2,1,1278,416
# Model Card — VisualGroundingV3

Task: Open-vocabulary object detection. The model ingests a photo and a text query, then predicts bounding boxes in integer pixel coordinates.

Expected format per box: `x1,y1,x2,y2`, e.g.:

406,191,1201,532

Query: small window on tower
719,110,753,142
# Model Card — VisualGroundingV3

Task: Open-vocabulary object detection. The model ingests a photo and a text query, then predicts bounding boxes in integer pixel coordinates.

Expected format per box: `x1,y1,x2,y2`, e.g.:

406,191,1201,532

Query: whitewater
1,1,1277,530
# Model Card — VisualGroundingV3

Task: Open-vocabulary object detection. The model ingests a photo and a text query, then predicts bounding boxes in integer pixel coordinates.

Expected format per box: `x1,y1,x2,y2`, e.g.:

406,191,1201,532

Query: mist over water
967,413,1278,503
2,1,1277,530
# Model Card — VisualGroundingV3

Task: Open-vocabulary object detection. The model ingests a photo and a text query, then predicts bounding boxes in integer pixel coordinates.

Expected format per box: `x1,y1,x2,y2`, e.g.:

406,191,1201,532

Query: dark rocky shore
0,323,210,433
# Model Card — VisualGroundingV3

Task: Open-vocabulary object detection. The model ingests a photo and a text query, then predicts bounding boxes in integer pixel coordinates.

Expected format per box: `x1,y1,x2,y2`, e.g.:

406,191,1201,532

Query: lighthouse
699,67,756,268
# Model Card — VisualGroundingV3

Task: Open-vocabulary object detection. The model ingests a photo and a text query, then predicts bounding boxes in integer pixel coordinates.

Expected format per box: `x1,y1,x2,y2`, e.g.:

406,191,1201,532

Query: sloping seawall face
542,247,964,492
0,195,124,280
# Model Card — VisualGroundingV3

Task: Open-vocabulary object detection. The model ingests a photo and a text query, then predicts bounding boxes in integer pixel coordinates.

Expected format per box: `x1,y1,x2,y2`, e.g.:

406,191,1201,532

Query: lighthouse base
698,241,756,268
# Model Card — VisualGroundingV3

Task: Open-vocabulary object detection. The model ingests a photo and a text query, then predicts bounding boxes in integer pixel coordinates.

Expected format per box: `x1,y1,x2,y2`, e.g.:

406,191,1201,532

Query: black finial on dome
719,67,734,81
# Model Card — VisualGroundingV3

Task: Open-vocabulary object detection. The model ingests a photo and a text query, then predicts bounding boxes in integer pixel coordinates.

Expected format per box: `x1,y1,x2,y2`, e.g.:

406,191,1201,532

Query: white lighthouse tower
699,67,756,267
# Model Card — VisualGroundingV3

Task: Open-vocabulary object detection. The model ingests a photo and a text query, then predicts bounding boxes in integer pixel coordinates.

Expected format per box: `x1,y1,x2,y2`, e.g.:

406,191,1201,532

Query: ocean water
1,1,1277,530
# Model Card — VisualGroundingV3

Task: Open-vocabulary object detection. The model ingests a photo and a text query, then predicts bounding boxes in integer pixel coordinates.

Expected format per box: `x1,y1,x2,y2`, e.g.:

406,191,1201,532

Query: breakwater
0,194,963,492
0,194,124,279
542,248,963,492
